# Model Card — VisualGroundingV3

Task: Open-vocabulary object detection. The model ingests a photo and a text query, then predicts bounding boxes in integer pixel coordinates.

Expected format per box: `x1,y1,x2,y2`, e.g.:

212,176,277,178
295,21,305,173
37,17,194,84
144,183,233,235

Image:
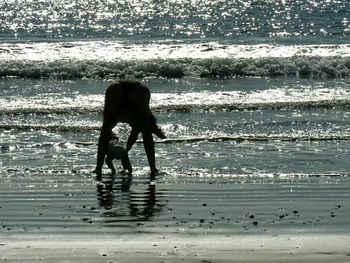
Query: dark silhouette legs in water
94,80,166,178
105,155,132,175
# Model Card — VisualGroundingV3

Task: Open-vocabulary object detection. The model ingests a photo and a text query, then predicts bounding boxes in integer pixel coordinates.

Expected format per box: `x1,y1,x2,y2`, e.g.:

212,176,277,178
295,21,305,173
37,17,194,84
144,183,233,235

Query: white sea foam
1,41,350,61
1,41,350,78
0,87,349,115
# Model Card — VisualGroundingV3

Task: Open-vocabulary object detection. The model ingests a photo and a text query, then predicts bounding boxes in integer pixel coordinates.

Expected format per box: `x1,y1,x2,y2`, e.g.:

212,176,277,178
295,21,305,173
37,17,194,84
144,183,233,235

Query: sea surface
0,0,349,236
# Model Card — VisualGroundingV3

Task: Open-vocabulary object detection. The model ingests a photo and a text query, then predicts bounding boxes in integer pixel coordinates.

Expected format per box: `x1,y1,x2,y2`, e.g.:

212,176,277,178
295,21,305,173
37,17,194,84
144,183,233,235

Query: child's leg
105,156,116,175
121,156,132,174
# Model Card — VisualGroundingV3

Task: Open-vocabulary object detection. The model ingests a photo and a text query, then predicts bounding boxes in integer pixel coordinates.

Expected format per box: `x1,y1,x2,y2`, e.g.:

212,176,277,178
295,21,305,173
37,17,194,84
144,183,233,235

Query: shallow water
1,77,349,237
0,78,349,177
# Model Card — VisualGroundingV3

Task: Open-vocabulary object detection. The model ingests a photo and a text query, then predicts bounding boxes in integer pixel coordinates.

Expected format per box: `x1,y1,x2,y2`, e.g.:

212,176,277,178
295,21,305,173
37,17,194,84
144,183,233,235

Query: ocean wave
1,56,350,79
1,88,349,115
1,42,350,79
1,99,349,116
159,135,350,143
1,125,349,142
0,123,100,132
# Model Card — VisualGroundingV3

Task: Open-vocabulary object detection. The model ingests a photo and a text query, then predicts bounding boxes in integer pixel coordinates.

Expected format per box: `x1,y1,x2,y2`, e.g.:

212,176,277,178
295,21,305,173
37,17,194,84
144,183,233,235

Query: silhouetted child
105,133,132,175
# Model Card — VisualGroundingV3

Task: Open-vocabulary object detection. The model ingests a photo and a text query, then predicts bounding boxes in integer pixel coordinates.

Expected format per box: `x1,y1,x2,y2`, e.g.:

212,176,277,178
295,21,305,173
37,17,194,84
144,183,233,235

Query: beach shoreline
2,233,350,262
1,172,349,262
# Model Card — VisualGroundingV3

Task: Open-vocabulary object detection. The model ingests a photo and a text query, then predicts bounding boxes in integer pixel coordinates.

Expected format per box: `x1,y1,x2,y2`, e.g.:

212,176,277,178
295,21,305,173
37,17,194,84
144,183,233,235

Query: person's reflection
96,174,162,221
128,180,157,220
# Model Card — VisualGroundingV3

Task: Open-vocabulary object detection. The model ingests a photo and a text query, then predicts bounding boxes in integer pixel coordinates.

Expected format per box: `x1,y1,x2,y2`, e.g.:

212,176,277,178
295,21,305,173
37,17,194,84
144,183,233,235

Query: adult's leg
95,83,124,175
141,122,157,175
95,122,116,175
129,85,158,175
126,128,139,152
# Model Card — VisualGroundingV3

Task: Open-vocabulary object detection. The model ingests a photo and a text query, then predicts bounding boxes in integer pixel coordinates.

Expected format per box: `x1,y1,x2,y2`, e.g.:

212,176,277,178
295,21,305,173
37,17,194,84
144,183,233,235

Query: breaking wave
0,124,349,142
1,41,350,79
1,56,350,79
0,123,99,132
1,88,349,115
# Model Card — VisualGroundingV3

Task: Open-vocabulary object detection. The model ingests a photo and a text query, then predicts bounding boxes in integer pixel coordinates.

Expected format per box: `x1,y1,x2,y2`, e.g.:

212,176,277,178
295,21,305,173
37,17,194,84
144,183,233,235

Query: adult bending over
94,80,166,178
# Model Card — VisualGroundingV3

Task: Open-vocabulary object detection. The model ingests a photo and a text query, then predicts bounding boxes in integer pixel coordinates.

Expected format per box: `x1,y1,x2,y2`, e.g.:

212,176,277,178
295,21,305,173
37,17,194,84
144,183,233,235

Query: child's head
109,131,119,141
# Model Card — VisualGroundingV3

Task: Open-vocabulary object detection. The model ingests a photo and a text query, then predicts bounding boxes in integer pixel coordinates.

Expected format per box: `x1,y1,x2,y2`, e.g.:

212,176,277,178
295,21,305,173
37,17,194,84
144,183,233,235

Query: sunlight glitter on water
0,0,349,40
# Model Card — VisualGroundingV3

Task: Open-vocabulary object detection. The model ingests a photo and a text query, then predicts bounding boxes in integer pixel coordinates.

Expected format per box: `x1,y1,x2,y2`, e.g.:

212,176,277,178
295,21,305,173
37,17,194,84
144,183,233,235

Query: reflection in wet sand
96,174,164,224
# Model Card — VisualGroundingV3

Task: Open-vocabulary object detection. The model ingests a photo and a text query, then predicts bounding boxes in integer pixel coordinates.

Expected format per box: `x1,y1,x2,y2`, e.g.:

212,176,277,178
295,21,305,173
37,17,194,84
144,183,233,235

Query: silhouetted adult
94,80,166,178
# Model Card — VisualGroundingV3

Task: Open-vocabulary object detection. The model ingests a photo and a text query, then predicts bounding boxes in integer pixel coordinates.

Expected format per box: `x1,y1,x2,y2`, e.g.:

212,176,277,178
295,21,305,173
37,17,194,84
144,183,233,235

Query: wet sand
2,234,350,263
1,172,349,262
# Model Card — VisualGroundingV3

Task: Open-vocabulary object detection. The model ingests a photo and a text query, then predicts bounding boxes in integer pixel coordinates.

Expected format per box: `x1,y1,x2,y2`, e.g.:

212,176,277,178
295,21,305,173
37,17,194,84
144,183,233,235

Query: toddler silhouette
105,133,132,175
